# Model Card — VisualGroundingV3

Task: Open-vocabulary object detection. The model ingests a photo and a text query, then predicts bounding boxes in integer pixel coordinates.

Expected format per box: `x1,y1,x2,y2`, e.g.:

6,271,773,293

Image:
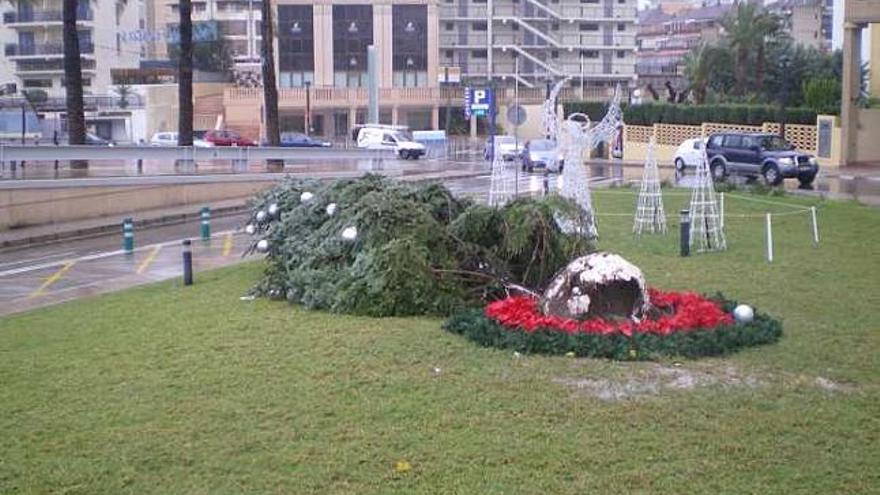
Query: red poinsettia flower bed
485,288,733,337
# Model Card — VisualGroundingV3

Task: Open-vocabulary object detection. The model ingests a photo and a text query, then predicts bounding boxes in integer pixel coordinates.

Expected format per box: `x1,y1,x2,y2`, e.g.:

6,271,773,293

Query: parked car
150,131,214,147
673,137,707,172
355,125,425,159
85,133,113,146
262,132,331,148
203,129,256,147
483,135,524,161
705,132,818,186
521,139,563,173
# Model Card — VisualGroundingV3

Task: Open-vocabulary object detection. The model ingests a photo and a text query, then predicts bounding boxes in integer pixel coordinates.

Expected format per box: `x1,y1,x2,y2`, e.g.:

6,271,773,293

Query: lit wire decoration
689,146,727,252
633,136,667,235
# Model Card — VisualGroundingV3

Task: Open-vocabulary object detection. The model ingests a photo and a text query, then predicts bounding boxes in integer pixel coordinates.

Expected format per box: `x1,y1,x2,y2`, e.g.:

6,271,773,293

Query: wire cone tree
633,137,667,235
689,148,726,252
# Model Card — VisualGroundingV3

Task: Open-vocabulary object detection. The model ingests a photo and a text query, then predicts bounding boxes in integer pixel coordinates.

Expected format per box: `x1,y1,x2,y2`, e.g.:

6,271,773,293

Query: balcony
15,58,96,73
225,86,446,110
4,42,94,57
2,9,93,25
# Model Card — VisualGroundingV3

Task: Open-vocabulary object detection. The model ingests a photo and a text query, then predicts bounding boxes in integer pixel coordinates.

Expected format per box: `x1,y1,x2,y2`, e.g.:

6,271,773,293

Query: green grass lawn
1,190,878,494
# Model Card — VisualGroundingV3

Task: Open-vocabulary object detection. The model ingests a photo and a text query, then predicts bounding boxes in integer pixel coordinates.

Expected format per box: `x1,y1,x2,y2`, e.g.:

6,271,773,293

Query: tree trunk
261,0,281,166
177,0,194,146
735,47,748,96
62,0,86,168
755,42,766,94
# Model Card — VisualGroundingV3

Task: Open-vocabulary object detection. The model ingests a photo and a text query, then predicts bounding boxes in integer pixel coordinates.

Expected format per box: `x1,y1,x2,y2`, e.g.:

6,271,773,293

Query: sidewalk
0,197,251,250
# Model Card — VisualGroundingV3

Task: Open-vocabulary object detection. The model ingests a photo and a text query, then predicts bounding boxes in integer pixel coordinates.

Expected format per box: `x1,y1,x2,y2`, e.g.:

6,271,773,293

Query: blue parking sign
464,87,494,119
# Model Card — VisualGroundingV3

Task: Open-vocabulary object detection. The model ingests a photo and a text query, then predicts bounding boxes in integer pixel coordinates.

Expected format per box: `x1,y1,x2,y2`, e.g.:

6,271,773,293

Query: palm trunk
755,42,765,94
177,0,194,146
735,47,748,96
62,0,86,160
261,0,280,149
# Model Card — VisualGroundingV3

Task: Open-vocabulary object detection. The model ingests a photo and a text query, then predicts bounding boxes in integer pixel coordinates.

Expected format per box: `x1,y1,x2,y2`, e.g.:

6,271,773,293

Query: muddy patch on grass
554,363,762,401
553,362,856,401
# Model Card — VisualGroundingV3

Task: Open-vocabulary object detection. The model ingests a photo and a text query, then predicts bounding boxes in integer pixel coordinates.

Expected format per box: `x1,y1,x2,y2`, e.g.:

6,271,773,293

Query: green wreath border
443,297,783,360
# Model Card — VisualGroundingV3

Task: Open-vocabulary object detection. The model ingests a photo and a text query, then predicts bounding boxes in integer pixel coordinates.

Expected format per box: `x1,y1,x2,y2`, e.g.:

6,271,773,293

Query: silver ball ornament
245,224,256,235
733,304,754,324
268,203,280,218
300,191,314,203
341,226,358,241
255,210,268,224
326,203,337,216
256,239,270,253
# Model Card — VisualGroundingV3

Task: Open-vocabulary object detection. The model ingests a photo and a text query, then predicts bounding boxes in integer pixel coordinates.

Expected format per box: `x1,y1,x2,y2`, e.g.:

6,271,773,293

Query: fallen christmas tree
247,175,593,317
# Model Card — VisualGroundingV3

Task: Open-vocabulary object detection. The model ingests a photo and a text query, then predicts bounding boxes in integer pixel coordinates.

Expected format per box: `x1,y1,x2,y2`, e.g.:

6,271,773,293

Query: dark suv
705,133,818,187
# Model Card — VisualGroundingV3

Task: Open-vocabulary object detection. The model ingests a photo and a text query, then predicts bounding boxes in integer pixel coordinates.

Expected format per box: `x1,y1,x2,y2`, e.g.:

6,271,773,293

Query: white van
355,125,426,160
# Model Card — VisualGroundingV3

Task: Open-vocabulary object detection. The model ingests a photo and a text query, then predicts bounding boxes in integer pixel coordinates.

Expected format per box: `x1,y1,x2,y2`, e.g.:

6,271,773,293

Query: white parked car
355,125,426,160
484,135,524,161
149,131,213,147
673,137,707,172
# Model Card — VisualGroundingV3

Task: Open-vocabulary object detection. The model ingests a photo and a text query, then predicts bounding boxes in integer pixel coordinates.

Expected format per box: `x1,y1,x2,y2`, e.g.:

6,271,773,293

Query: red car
203,129,257,147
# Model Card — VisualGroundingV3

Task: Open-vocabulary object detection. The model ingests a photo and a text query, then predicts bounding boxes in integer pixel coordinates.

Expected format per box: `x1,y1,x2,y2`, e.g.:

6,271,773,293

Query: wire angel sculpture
541,77,571,143
633,136,667,235
554,84,625,238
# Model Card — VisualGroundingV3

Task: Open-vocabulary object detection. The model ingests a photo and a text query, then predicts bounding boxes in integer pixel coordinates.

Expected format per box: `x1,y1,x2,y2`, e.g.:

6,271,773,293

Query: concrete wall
855,108,880,163
0,180,275,230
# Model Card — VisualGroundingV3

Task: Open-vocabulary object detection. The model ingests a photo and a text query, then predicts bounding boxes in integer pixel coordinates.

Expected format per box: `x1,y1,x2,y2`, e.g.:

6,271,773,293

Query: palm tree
62,0,85,148
177,0,194,146
260,0,280,149
753,11,782,90
684,44,717,104
720,2,759,96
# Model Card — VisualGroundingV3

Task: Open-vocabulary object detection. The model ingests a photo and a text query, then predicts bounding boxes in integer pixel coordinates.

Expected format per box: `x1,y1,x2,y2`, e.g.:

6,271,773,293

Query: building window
617,23,625,31
581,0,599,3
445,22,454,31
393,4,428,87
579,23,599,31
23,79,52,88
551,23,559,31
472,21,487,31
445,50,453,58
278,5,314,87
617,50,626,58
473,0,487,3
581,50,599,58
332,4,373,87
472,49,487,59
551,50,559,58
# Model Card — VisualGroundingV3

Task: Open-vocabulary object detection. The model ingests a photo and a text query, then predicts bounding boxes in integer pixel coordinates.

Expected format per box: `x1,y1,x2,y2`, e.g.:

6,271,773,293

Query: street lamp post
304,80,311,137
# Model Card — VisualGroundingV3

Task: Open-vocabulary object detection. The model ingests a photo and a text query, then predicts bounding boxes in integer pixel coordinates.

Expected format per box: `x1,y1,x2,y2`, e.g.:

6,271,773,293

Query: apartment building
635,3,728,87
438,0,638,90
0,0,140,97
767,0,826,51
223,0,442,139
160,0,262,70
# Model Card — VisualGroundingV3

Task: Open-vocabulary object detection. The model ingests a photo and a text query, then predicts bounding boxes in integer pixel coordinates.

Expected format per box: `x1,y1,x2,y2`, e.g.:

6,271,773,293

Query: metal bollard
200,206,211,241
123,218,134,254
182,239,193,286
543,169,550,196
679,209,690,257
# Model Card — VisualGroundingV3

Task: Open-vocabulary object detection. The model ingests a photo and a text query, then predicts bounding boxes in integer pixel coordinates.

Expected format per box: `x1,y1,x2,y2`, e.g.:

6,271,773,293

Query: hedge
443,297,783,360
563,102,818,127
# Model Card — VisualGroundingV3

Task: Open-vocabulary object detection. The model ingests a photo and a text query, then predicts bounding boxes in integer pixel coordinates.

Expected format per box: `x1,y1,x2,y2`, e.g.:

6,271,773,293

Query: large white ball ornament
268,203,280,218
300,191,314,203
341,226,358,241
255,210,268,224
256,239,270,253
326,203,337,216
245,224,256,235
733,304,754,324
